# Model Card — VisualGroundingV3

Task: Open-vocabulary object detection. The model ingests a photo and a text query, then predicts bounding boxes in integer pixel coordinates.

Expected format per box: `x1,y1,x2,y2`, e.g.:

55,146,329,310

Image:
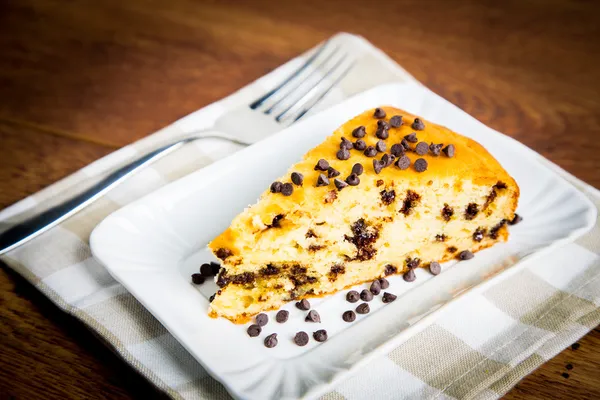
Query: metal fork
0,40,355,255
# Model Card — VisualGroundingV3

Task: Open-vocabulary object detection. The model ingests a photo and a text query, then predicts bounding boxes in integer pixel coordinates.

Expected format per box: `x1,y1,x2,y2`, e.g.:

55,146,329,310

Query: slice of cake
208,107,519,323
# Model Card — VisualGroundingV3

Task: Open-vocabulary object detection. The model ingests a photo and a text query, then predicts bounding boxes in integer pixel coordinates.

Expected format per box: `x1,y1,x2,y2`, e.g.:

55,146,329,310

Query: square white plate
90,82,596,400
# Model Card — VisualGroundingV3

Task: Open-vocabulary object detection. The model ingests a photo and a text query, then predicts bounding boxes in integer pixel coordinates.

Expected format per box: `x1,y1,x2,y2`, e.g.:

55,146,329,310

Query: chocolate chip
429,261,441,275
376,127,389,139
435,234,447,242
442,204,454,221
294,331,309,346
430,143,443,156
414,158,428,172
572,343,580,350
384,264,397,275
296,299,311,310
473,228,485,242
376,179,384,187
379,278,390,289
270,181,282,193
360,289,373,302
346,173,360,186
281,183,294,196
342,310,356,322
351,163,364,176
191,273,205,284
382,292,397,303
381,153,395,167
509,214,523,225
340,137,353,150
374,108,386,119
412,118,425,130
327,167,340,178
354,139,367,150
200,263,213,276
415,142,429,156
375,140,386,153
377,120,390,129
370,280,381,295
276,310,289,323
407,258,421,269
247,324,261,337
352,126,366,138
305,310,321,323
373,160,384,174
291,172,304,186
403,269,416,282
264,333,278,348
566,363,573,370
271,213,283,228
256,313,268,327
316,174,330,187
389,115,403,127
315,159,329,171
346,290,360,303
209,293,216,302
404,132,418,143
459,250,474,260
396,155,411,170
391,143,405,157
443,144,455,158
465,203,479,220
210,262,221,275
562,372,570,379
364,146,377,157
334,178,348,191
401,138,411,150
313,329,328,342
337,148,351,161
356,303,370,314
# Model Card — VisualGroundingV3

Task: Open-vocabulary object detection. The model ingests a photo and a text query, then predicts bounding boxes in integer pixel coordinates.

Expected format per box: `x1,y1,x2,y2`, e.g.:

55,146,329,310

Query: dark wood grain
0,0,599,399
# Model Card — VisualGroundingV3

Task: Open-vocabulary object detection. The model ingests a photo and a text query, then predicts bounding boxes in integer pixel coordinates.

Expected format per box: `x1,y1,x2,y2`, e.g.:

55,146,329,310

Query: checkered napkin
1,33,599,400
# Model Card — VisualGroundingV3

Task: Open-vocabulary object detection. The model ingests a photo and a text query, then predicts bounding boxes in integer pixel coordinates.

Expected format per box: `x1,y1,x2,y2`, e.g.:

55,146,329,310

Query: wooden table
1,1,599,398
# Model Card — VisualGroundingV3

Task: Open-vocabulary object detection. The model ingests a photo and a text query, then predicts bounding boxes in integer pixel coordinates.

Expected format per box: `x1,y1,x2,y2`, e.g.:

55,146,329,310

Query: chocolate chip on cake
414,158,428,172
354,139,367,150
364,146,378,157
377,120,390,130
415,142,429,156
247,324,261,337
459,250,474,260
352,163,364,176
407,258,421,269
294,331,309,346
313,329,328,342
370,280,382,295
509,214,523,225
360,289,373,302
404,132,418,143
270,181,282,193
465,203,479,220
315,159,330,171
435,234,447,242
334,178,348,191
384,264,397,275
256,313,269,327
191,273,205,284
429,261,441,275
340,137,354,150
374,107,386,119
373,160,384,174
316,174,330,187
382,292,397,303
403,269,416,282
342,310,356,322
291,172,304,186
356,303,370,314
443,144,455,158
347,290,360,303
346,173,360,186
473,227,485,242
305,310,321,323
352,126,366,138
276,310,289,323
374,140,386,153
430,143,443,156
337,148,351,160
376,127,389,140
396,155,411,170
281,183,294,196
442,204,454,221
264,333,278,348
412,118,425,130
376,179,384,187
382,153,395,167
390,115,403,127
391,143,405,157
401,138,411,150
327,167,340,178
379,278,390,289
296,299,311,310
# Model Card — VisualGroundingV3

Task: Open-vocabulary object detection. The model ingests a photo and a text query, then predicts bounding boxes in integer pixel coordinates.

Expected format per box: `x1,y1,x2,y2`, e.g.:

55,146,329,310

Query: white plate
90,82,596,400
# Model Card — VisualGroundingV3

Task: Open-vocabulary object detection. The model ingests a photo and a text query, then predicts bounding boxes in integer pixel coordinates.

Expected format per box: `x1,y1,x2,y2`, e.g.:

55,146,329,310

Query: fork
0,40,355,255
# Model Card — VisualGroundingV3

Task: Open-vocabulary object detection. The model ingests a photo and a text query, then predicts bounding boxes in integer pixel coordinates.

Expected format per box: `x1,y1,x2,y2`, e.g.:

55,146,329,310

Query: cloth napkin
1,33,599,400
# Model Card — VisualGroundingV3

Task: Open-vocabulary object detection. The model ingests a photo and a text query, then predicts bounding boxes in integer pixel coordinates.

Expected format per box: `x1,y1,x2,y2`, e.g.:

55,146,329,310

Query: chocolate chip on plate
337,148,351,161
313,329,328,342
382,292,397,303
256,313,269,327
443,144,455,158
191,273,205,284
430,143,443,156
429,261,441,275
352,126,366,138
294,331,309,346
360,289,373,302
370,280,381,295
346,173,360,186
396,155,411,170
342,310,356,322
264,333,278,348
379,278,390,289
296,299,311,310
374,107,386,119
305,310,321,323
352,163,364,176
210,262,221,275
459,250,474,260
315,159,330,171
354,139,367,150
375,140,387,153
200,263,213,276
291,172,304,186
376,127,389,140
389,115,403,127
509,214,523,225
270,181,282,193
346,290,360,303
247,324,261,337
276,310,289,323
373,160,384,174
356,303,370,314
415,141,429,156
209,293,216,302
412,118,425,130
340,137,353,150
403,269,416,282
391,143,405,157
364,146,378,157
334,178,348,191
316,174,330,187
404,132,418,143
281,183,294,196
414,158,428,173
327,167,340,178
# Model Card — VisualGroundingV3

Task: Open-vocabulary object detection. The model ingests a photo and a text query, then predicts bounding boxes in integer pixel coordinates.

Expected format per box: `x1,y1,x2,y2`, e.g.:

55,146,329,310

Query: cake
208,107,519,323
